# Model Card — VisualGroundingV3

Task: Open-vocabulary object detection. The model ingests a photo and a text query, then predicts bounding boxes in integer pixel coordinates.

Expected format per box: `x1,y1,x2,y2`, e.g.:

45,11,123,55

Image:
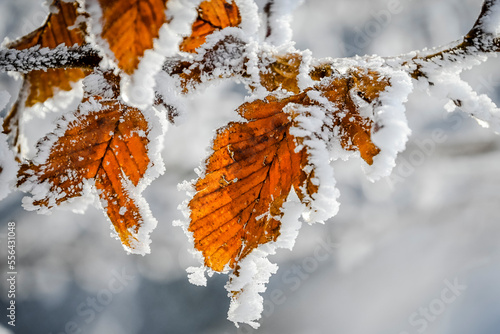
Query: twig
263,0,274,39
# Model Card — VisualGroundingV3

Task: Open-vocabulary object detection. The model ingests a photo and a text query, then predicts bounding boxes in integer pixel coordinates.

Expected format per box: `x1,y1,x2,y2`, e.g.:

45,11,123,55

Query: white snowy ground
1,0,500,334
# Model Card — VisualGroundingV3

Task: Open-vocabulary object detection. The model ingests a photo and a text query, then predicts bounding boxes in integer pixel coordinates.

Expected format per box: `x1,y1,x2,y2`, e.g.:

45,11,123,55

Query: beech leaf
17,72,155,253
188,95,316,271
96,0,168,74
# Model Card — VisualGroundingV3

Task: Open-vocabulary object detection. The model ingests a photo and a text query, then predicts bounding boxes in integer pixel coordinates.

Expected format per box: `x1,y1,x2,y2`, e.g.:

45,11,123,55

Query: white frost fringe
226,191,304,329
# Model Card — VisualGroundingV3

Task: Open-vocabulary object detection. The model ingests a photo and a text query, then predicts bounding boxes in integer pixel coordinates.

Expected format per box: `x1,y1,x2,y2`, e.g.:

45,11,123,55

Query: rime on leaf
319,69,390,164
260,54,303,94
8,0,89,107
169,35,246,93
188,68,391,271
286,68,390,165
180,0,241,53
18,73,151,251
97,0,168,74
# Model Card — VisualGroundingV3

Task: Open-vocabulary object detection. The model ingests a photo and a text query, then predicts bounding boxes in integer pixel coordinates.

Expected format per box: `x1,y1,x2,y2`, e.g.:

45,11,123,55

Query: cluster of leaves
1,0,500,327
3,0,243,252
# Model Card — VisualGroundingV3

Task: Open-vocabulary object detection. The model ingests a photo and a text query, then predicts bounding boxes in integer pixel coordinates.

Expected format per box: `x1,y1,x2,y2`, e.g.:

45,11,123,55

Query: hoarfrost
479,1,500,35
226,249,278,329
0,92,18,200
264,0,304,46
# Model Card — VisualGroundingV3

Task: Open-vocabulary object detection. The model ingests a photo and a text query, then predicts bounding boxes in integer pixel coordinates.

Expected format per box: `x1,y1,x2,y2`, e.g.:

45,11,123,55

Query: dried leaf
180,0,241,53
8,0,89,107
97,0,168,74
188,95,317,272
18,72,152,252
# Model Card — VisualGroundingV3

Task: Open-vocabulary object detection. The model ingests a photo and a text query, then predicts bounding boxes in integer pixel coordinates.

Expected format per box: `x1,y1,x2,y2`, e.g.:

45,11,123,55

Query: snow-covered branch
392,0,500,133
0,45,101,73
407,0,500,79
1,0,498,86
263,0,274,39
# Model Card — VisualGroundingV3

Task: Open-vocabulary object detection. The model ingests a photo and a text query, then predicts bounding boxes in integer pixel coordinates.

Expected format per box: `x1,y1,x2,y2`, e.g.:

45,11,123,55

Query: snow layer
264,0,304,46
480,1,500,35
0,93,17,202
225,191,306,328
365,61,413,180
113,103,167,255
175,180,213,286
234,0,260,38
226,249,278,328
412,50,500,133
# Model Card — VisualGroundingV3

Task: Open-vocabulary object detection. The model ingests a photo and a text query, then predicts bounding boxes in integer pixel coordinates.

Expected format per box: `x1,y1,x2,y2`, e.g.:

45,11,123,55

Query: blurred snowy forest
1,0,500,333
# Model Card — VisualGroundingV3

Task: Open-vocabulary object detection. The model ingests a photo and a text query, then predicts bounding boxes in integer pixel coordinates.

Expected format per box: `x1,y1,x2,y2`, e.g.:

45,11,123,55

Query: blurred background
1,0,500,333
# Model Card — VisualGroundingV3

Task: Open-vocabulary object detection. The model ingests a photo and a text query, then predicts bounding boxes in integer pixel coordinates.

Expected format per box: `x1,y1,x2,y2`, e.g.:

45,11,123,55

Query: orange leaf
180,0,241,53
97,0,168,74
18,72,153,252
8,0,89,107
188,95,316,272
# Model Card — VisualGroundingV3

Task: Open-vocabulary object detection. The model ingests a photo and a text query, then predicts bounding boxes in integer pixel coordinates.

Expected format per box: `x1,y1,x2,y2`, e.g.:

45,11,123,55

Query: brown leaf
262,67,389,165
169,35,246,93
180,0,241,53
18,72,151,251
97,0,168,74
8,0,89,107
320,69,389,164
260,54,303,94
256,51,390,163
